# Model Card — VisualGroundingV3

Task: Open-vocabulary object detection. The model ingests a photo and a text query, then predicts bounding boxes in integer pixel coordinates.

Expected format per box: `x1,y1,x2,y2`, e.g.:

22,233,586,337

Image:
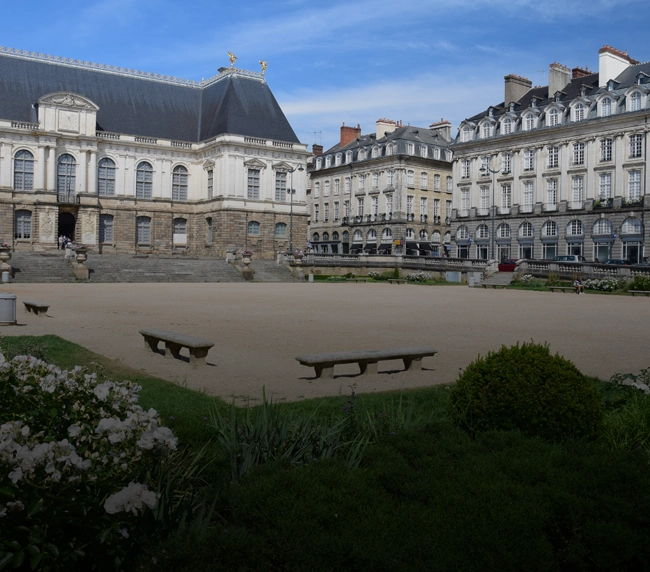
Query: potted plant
242,250,254,265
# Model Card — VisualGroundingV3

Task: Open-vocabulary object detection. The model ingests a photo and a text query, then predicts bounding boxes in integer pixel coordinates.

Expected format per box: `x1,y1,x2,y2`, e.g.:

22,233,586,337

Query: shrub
378,271,395,281
367,271,380,279
405,271,432,282
629,274,650,292
547,271,561,286
448,342,603,442
584,277,627,292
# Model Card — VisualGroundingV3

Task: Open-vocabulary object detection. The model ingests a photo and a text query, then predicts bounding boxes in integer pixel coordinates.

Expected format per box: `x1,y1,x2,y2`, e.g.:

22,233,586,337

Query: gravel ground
3,282,648,403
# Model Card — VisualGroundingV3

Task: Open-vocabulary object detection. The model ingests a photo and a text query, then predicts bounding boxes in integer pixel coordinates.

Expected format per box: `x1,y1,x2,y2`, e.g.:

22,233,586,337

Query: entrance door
58,212,76,241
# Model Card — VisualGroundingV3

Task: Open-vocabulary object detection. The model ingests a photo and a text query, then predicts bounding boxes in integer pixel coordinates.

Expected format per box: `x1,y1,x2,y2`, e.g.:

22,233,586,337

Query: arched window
14,150,34,191
371,147,380,158
14,210,31,239
358,149,366,161
443,231,451,244
462,126,472,142
476,225,489,239
524,114,535,131
332,231,339,241
601,97,612,117
381,228,392,242
456,226,469,240
322,231,330,241
353,230,363,242
419,229,428,240
406,228,415,239
519,222,533,238
567,220,584,236
335,153,342,166
100,214,114,243
136,216,151,245
367,229,377,240
136,162,153,199
502,118,512,135
548,108,559,126
542,221,558,237
432,231,441,243
275,222,287,236
172,165,188,201
57,154,76,200
622,217,643,234
312,232,320,242
481,123,491,138
346,151,353,163
98,158,116,196
173,218,187,245
497,224,511,238
593,219,612,235
342,231,349,242
574,103,585,121
630,91,641,112
386,144,394,157
247,221,260,235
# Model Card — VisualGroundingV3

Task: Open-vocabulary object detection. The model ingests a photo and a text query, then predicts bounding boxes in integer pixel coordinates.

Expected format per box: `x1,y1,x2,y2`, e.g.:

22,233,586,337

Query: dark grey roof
324,125,451,155
0,51,299,143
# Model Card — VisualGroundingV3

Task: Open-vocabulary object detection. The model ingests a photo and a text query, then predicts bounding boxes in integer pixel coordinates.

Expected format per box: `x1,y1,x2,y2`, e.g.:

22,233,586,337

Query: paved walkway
3,282,648,402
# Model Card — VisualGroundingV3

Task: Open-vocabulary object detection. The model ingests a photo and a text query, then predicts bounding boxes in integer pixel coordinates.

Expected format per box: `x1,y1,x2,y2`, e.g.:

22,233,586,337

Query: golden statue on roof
259,60,267,75
227,50,237,68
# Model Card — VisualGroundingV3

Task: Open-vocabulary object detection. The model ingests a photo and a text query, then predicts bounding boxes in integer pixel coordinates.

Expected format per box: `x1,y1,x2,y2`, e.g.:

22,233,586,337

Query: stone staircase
478,271,514,288
8,252,298,283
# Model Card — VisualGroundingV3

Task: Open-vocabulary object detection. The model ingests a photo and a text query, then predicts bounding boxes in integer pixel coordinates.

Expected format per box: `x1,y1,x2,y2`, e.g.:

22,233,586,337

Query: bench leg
189,348,209,366
403,357,423,372
143,335,159,354
314,365,334,379
358,361,378,376
164,342,182,360
36,309,46,317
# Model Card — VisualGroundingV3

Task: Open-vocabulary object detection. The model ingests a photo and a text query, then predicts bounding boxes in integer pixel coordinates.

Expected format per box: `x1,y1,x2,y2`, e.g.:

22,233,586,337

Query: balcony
57,193,79,204
406,213,415,222
477,208,489,217
420,214,428,223
458,209,469,218
519,205,534,214
593,198,613,209
543,203,557,212
568,201,584,210
498,207,511,215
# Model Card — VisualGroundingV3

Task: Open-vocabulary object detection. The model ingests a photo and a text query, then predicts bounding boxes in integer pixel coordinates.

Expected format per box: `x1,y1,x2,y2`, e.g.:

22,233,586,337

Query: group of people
58,235,73,250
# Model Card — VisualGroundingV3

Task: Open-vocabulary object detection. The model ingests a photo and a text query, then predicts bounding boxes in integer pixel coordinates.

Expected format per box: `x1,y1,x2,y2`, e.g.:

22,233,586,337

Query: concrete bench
346,277,370,283
23,300,50,317
296,346,437,379
387,279,407,285
548,286,575,293
629,290,650,297
481,284,507,289
139,328,214,366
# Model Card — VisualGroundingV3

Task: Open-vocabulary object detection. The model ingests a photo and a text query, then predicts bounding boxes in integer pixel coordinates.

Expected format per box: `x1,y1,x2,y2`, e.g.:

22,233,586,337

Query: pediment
203,159,215,169
244,158,267,169
38,92,99,111
272,161,293,171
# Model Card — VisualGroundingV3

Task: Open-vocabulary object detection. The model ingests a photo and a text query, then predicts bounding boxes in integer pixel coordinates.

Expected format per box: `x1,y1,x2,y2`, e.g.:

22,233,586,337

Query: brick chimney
376,118,398,139
598,45,639,87
340,122,361,147
504,74,532,105
312,144,323,156
429,118,451,141
548,63,571,97
572,67,591,80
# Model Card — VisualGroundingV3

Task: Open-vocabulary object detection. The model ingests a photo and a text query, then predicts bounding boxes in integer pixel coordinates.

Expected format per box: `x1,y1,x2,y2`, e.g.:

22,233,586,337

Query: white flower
120,528,129,539
68,424,82,438
93,383,110,401
0,505,6,518
8,468,23,484
104,482,158,515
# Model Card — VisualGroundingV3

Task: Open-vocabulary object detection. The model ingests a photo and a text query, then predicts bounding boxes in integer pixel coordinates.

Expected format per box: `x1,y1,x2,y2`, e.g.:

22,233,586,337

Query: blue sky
2,0,649,149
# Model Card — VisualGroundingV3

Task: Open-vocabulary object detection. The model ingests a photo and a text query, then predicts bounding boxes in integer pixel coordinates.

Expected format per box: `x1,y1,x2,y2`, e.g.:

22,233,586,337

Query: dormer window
601,97,612,117
461,125,472,142
630,91,642,112
386,144,393,156
509,102,516,112
636,73,646,85
607,80,616,91
358,149,366,160
502,118,512,135
346,150,353,163
523,113,535,131
420,145,428,158
335,153,342,166
315,157,322,169
548,108,559,127
434,148,440,160
481,123,491,139
371,146,380,159
573,103,585,122
325,156,332,168
407,143,415,155
554,92,562,103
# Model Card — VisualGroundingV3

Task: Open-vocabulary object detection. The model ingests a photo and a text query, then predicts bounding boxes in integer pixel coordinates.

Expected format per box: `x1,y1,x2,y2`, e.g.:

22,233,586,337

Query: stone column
88,150,97,194
47,147,56,191
36,146,46,190
79,150,87,195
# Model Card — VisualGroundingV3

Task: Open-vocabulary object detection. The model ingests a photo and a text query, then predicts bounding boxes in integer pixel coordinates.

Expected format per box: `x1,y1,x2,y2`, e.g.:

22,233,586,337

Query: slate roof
0,50,299,144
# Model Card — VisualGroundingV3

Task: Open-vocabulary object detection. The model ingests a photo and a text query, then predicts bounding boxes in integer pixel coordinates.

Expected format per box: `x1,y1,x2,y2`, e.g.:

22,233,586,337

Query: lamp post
479,158,509,261
287,165,304,253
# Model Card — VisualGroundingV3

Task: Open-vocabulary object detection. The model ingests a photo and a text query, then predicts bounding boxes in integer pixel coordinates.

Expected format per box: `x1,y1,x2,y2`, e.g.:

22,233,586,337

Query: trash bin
0,292,16,325
1,271,9,283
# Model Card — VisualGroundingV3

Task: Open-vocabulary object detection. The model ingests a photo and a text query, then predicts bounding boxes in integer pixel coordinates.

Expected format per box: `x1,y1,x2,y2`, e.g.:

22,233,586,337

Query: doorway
58,212,76,241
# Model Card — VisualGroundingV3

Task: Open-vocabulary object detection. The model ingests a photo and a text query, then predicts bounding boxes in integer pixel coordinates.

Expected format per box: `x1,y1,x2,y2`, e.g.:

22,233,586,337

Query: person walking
58,235,64,250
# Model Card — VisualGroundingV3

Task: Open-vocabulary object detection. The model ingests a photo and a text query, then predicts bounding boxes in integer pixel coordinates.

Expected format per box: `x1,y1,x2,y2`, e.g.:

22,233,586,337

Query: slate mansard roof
0,48,300,144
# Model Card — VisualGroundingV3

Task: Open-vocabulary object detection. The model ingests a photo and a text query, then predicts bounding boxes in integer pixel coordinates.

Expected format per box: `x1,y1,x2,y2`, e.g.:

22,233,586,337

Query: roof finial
259,60,267,75
227,50,237,68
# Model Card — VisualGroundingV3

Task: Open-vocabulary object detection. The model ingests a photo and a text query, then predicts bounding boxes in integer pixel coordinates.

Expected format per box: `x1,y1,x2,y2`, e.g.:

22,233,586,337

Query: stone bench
481,284,507,289
629,290,650,297
548,286,575,293
347,277,370,283
296,346,438,379
23,300,50,317
139,328,214,366
387,279,407,285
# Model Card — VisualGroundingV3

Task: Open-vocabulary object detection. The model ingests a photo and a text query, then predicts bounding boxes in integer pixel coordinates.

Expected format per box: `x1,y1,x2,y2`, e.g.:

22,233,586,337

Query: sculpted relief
39,210,55,243
81,211,98,245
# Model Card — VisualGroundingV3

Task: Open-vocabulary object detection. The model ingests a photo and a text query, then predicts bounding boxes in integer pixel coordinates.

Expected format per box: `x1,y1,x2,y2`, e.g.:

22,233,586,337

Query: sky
2,0,650,150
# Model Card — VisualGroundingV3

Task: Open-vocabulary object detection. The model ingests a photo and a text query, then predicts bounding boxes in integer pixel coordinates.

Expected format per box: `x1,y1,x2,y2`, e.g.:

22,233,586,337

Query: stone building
451,45,649,263
308,119,453,255
0,47,309,258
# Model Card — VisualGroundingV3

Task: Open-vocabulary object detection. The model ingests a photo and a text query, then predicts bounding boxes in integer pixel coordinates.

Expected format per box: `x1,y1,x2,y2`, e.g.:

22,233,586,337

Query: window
420,197,427,215
247,168,260,199
324,203,329,221
382,228,392,242
136,161,153,199
497,224,511,238
460,189,469,211
357,198,364,216
480,186,490,210
628,170,642,200
406,195,413,215
547,146,559,169
322,232,330,241
314,204,319,222
346,151,353,163
14,210,31,239
594,219,612,235
519,222,533,237
344,178,350,194
622,217,643,234
14,150,34,191
353,230,362,242
446,177,452,193
573,142,585,165
324,180,330,196
275,171,287,201
57,154,76,199
445,200,452,218
334,179,340,195
572,176,584,204
136,216,151,244
574,103,585,122
600,138,613,162
547,179,558,206
344,200,350,217
501,184,511,209
325,155,332,168
601,97,612,117
434,174,441,191
372,173,378,189
358,149,366,161
502,118,512,135
315,158,322,169
630,91,641,112
173,218,187,245
502,153,512,173
457,226,469,239
420,172,428,189
385,195,392,214
630,134,643,158
406,228,415,239
248,221,260,235
542,221,558,237
172,165,188,201
334,202,340,221
477,225,489,239
599,173,612,199
420,145,428,157
482,123,491,138
314,182,320,198
206,217,213,244
524,113,534,131
462,126,472,142
313,232,320,242
386,145,393,157
433,199,440,217
332,231,339,241
524,149,535,171
407,143,415,155
357,175,365,191
432,230,441,242
275,222,286,237
522,181,534,208
434,148,440,160
207,169,213,199
480,156,489,175
386,170,394,187
548,108,559,126
371,196,378,216
99,214,113,243
568,220,584,236
407,170,414,187
461,160,470,178
335,153,342,166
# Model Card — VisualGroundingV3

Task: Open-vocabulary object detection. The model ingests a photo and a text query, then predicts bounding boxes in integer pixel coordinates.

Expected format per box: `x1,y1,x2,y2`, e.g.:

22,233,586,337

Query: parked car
632,258,650,267
603,259,631,265
498,259,518,272
552,255,587,263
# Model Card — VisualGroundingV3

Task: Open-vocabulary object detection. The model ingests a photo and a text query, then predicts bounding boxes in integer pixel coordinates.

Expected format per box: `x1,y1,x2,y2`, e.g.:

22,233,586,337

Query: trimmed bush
449,342,603,442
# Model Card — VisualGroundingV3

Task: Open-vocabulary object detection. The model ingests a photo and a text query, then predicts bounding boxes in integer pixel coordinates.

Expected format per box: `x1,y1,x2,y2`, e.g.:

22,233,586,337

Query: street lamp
286,165,304,253
479,158,509,261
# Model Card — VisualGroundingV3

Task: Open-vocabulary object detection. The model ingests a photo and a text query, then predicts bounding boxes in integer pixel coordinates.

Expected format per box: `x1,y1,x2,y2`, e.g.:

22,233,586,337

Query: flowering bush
584,277,627,292
367,272,380,279
406,272,432,282
0,355,177,569
520,274,534,283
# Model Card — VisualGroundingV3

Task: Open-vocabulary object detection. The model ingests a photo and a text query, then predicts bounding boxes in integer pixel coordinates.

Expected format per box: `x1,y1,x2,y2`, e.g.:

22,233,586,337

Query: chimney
598,45,639,87
340,122,362,147
572,67,591,80
548,63,571,97
504,74,532,105
312,144,323,157
376,118,397,140
429,118,451,141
